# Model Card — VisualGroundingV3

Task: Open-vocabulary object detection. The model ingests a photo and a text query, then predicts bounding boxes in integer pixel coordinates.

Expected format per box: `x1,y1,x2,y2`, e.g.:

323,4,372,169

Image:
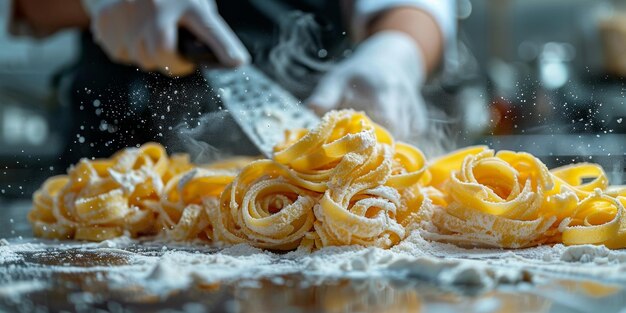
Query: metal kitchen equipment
178,29,320,158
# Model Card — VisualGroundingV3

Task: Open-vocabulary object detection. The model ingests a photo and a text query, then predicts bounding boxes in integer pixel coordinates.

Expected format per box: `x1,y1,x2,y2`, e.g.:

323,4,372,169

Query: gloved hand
307,31,428,140
81,0,250,76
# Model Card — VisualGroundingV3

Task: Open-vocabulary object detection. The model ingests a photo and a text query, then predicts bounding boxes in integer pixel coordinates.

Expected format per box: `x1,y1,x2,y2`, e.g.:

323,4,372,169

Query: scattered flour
95,235,135,249
3,230,626,298
559,245,626,263
0,281,47,301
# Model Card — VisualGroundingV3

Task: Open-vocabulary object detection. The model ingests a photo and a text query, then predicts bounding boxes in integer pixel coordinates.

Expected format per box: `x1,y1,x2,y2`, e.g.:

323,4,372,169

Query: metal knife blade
200,65,320,158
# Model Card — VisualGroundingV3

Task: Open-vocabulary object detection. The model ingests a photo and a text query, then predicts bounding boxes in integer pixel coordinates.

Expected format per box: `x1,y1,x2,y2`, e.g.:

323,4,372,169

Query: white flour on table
2,230,626,297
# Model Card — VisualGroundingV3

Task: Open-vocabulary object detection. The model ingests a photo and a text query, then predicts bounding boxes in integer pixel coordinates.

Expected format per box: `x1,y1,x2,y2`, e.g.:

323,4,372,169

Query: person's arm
365,7,443,75
308,0,455,139
12,0,89,35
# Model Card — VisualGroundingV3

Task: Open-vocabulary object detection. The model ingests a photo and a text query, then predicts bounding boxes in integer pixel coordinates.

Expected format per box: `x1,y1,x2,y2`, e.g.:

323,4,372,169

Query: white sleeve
352,0,456,42
351,0,457,74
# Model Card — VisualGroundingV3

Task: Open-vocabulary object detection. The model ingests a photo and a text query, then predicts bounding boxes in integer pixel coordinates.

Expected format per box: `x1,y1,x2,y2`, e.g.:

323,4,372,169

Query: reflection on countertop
2,248,626,313
2,200,626,313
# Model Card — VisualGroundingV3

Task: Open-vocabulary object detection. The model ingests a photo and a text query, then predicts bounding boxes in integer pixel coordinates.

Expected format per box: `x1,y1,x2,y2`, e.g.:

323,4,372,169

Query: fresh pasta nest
29,110,626,250
426,146,626,248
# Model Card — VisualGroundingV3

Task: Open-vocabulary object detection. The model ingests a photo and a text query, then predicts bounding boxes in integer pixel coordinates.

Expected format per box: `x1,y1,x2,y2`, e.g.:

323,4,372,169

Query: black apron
59,0,348,165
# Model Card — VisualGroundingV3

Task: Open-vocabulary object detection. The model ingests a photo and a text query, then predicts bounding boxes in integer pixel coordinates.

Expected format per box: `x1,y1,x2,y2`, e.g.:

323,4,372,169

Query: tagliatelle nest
425,146,626,248
29,110,626,251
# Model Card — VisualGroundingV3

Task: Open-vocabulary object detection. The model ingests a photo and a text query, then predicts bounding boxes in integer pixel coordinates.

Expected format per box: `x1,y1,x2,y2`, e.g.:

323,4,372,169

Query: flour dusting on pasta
28,110,626,252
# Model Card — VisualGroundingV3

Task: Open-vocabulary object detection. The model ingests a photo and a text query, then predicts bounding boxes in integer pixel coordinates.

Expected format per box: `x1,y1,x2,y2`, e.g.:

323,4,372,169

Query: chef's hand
307,31,428,140
81,0,250,76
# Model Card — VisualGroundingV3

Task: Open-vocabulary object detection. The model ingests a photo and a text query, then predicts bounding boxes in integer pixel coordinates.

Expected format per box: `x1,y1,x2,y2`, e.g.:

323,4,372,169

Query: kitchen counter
2,199,626,313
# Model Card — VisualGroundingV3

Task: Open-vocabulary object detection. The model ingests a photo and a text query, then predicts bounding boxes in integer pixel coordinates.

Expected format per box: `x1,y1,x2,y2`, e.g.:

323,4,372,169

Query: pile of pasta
29,109,626,250
426,146,626,248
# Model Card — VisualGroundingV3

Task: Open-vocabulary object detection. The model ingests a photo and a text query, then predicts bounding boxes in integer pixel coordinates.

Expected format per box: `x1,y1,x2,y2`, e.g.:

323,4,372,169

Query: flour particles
2,229,626,298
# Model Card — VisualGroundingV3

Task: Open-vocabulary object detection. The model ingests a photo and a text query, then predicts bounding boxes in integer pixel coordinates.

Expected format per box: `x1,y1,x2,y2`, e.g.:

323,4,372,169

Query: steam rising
410,105,458,158
261,11,334,99
173,110,257,163
175,115,224,164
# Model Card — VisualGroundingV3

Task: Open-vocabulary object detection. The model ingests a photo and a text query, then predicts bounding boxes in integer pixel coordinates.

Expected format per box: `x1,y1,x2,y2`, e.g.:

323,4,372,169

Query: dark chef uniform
59,0,347,166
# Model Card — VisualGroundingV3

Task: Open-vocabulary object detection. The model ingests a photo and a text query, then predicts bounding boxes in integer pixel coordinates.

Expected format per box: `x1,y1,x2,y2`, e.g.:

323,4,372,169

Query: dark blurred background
1,0,626,201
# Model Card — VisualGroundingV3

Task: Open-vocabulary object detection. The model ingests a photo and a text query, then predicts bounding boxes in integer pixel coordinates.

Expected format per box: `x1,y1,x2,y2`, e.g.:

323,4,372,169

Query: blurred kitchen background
1,0,626,199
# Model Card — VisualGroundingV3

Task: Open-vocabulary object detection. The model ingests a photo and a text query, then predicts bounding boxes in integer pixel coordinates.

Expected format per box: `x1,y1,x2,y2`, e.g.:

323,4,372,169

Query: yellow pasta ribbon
426,146,626,249
272,110,428,249
159,167,238,240
428,149,557,248
211,160,318,250
29,143,183,241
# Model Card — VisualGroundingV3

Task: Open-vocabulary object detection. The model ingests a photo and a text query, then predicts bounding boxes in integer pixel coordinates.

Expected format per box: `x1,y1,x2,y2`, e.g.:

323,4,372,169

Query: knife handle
177,28,219,64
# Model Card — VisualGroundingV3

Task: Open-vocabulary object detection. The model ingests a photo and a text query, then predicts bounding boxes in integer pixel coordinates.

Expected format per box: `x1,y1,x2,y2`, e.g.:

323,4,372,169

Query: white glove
82,0,250,76
307,31,428,141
